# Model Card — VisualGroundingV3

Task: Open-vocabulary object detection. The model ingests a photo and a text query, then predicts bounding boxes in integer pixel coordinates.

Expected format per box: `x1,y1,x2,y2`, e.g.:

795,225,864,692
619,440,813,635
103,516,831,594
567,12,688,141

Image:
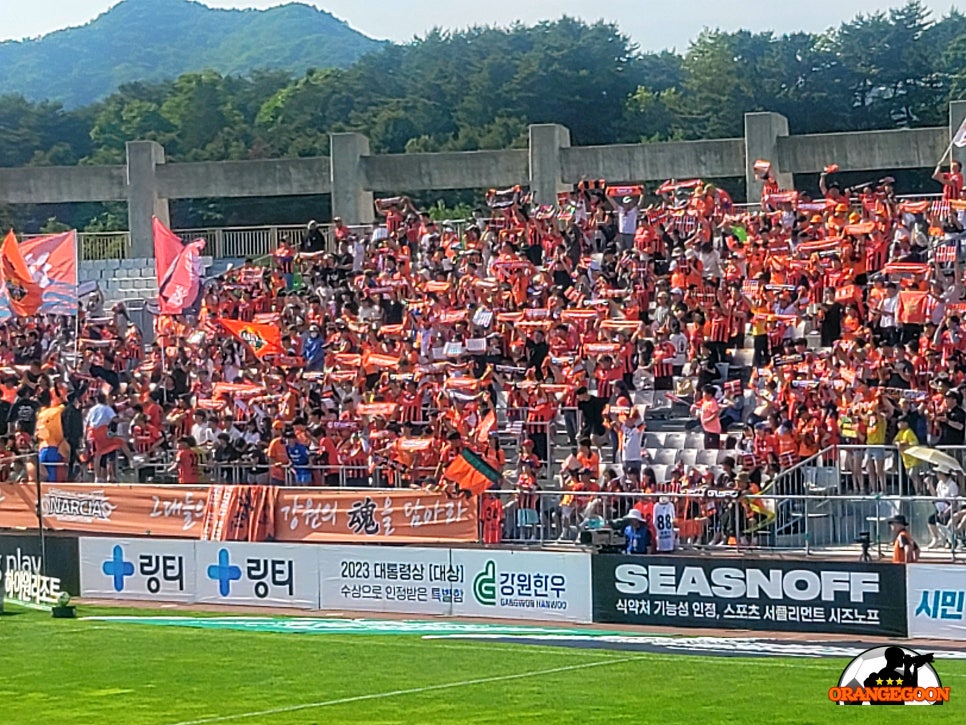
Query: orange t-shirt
267,437,289,481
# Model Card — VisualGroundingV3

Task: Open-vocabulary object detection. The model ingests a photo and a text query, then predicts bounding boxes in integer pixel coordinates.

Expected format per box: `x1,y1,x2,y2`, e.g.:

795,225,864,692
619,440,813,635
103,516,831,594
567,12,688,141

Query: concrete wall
364,149,528,193
157,158,331,199
777,128,947,174
0,165,125,204
561,139,745,183
2,106,964,252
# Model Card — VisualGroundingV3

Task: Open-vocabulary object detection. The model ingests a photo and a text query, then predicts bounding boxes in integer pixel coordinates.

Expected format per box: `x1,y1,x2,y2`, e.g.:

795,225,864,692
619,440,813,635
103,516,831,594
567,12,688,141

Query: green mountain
0,0,384,107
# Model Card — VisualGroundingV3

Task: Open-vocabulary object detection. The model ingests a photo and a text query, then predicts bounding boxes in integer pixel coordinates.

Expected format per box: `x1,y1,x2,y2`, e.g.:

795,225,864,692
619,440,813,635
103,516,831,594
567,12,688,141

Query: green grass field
2,605,965,724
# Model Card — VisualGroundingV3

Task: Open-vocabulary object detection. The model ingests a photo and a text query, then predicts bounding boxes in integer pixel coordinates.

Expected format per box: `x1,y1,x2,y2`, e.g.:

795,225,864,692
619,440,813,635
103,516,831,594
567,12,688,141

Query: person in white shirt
618,409,645,474
653,496,677,552
607,194,643,251
928,467,959,548
875,281,900,346
221,414,245,444
84,393,139,482
190,410,216,448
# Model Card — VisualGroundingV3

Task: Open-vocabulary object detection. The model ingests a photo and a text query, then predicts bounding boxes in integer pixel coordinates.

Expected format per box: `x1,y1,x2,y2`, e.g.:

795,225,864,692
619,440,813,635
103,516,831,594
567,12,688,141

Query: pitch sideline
166,655,646,725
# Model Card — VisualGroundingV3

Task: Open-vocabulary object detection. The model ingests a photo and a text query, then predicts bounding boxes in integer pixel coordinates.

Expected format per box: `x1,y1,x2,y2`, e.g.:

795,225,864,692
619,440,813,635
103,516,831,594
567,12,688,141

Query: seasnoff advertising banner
592,555,907,637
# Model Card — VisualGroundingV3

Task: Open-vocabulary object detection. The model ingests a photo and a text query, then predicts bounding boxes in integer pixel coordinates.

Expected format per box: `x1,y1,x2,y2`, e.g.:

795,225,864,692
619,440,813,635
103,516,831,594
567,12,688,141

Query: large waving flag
154,217,205,315
442,448,502,496
953,115,966,149
19,231,78,315
219,318,284,359
0,230,44,317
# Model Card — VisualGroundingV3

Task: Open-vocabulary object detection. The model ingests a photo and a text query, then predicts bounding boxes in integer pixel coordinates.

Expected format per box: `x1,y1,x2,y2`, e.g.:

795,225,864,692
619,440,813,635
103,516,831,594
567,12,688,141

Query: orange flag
442,449,502,496
0,230,43,317
219,318,284,359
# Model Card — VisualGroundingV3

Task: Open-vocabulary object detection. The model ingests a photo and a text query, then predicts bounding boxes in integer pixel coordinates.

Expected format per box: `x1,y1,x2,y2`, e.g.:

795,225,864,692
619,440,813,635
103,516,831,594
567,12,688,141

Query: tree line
1,1,963,232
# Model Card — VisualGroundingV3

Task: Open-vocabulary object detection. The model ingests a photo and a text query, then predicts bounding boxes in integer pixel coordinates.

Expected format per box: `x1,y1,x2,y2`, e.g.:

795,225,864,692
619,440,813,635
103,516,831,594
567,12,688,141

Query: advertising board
592,555,907,637
906,564,966,640
452,550,592,624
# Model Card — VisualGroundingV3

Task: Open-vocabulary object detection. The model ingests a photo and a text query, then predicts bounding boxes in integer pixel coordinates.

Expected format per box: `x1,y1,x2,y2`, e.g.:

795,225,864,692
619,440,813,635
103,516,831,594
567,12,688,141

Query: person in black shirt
7,387,39,436
576,386,608,443
301,221,326,254
19,331,43,364
525,330,549,380
934,391,966,446
61,392,85,479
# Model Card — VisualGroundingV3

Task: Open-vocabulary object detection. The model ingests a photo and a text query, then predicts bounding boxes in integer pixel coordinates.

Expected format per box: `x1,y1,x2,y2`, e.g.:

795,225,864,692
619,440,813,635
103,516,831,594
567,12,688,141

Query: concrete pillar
744,112,793,202
330,132,373,226
949,101,966,170
529,124,571,205
126,141,169,258
127,141,171,258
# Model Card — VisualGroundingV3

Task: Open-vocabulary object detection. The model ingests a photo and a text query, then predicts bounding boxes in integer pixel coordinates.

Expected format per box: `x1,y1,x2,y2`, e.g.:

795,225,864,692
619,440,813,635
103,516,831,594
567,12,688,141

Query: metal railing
484,488,966,561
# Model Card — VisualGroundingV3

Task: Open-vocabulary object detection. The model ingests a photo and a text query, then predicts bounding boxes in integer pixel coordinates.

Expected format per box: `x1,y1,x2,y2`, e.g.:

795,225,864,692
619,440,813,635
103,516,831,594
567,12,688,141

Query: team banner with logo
592,555,907,637
2,484,476,544
219,318,284,359
906,565,966,640
153,217,205,315
40,484,211,538
0,230,44,317
274,489,477,543
0,231,78,317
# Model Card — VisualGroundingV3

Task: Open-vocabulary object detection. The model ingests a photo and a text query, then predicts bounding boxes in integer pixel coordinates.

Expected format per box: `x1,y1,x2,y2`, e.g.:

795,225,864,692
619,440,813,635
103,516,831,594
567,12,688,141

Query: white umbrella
904,446,964,473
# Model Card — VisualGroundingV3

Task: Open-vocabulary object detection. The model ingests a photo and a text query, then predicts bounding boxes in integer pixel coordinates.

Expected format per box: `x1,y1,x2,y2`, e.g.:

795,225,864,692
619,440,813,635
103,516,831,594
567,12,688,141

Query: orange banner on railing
1,483,478,544
274,489,477,543
0,483,40,528
41,483,212,537
0,483,211,538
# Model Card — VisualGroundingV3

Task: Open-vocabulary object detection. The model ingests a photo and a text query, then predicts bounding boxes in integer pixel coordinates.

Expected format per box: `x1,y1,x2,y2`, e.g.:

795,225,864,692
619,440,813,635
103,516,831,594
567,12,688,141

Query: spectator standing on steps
691,384,722,450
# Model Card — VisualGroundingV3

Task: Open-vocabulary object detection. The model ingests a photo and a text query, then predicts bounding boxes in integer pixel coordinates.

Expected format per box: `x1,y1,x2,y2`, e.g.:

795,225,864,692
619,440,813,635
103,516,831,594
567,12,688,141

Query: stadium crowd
4,158,966,548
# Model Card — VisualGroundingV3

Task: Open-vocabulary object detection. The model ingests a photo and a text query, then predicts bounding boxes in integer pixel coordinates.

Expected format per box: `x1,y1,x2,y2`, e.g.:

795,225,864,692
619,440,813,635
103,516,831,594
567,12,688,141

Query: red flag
0,230,43,317
154,217,205,315
18,230,77,314
220,318,284,359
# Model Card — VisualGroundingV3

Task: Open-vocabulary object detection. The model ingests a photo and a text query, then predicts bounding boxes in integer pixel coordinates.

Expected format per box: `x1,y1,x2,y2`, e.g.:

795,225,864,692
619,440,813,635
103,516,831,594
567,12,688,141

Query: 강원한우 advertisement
452,550,592,623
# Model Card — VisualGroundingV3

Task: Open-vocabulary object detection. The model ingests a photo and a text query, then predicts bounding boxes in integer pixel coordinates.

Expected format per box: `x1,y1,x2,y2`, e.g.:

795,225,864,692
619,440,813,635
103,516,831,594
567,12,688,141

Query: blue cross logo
207,548,242,597
102,545,135,592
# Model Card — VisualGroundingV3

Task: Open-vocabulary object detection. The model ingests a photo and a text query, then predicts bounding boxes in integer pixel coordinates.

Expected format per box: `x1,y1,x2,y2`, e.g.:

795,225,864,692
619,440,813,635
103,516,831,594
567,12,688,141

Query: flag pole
73,229,80,360
936,138,956,168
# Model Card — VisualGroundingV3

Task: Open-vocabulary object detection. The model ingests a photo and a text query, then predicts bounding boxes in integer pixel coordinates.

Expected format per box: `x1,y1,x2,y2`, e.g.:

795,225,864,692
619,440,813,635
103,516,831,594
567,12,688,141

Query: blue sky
3,0,964,51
